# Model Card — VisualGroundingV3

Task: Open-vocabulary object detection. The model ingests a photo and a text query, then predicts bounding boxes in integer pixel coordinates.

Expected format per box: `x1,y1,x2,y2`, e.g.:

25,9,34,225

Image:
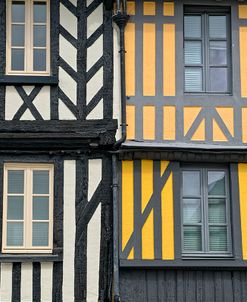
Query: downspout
112,3,129,302
113,9,129,149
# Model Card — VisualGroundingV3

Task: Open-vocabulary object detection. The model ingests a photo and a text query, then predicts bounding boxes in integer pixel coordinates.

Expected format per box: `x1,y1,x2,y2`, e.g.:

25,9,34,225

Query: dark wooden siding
120,269,247,302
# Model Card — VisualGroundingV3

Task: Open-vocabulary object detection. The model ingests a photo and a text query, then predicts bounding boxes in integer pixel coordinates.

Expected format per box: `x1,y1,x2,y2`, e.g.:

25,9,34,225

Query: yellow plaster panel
161,172,174,260
143,2,156,15
191,119,205,141
127,1,136,15
239,5,247,19
141,160,153,212
128,247,134,260
126,105,135,140
122,161,134,259
242,108,247,143
163,106,176,140
125,23,136,96
183,107,202,136
216,107,234,137
163,24,176,96
238,164,247,259
143,24,156,96
142,210,154,259
163,2,174,16
161,161,169,176
213,119,228,142
143,106,156,140
240,27,247,97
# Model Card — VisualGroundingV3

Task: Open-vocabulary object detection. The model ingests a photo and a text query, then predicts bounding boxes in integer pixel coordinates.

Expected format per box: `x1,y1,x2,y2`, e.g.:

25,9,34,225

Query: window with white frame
6,0,50,75
2,164,53,253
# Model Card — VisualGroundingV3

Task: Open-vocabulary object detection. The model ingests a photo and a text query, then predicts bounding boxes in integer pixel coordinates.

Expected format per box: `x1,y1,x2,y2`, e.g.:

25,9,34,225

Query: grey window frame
184,6,232,94
181,165,232,258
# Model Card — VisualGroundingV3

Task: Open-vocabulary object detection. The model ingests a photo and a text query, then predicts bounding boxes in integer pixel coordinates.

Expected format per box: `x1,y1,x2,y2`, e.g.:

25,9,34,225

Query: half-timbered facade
0,0,115,301
117,1,247,301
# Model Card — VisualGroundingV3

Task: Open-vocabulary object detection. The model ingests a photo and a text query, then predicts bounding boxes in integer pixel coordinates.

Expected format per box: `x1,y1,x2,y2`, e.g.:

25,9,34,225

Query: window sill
0,253,61,263
182,254,234,260
0,75,58,85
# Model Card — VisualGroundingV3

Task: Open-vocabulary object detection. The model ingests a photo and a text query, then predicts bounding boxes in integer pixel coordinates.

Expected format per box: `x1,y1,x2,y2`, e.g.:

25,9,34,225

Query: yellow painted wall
121,160,174,261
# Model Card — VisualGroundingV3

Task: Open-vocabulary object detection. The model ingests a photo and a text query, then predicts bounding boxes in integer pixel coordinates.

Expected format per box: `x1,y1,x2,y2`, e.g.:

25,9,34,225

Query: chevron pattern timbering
58,0,108,121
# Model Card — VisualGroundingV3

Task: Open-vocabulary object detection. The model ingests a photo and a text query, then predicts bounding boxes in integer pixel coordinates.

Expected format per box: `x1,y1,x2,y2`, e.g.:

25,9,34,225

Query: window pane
7,222,23,246
184,41,202,65
11,49,24,71
12,25,25,47
209,41,227,65
8,170,24,194
33,197,49,220
183,226,202,251
209,226,228,252
7,196,24,220
33,25,46,47
183,171,200,196
33,49,46,71
210,68,228,92
12,1,25,23
208,171,226,196
185,67,203,92
209,16,227,39
33,170,49,194
184,16,201,38
208,198,226,224
32,222,49,246
183,199,201,224
34,2,47,23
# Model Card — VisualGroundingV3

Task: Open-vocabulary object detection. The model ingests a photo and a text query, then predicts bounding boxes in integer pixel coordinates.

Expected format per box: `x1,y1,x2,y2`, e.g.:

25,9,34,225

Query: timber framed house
0,0,115,301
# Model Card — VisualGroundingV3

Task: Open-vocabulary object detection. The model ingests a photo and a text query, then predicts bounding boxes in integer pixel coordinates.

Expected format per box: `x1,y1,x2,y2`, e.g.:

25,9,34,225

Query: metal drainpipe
112,6,129,302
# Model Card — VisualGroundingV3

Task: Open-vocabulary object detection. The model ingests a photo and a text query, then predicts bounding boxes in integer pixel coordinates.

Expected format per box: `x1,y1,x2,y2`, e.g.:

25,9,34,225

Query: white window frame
2,163,54,254
6,0,50,75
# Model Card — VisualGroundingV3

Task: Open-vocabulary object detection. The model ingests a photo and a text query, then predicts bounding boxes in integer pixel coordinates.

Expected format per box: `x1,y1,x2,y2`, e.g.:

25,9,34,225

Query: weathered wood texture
120,269,247,302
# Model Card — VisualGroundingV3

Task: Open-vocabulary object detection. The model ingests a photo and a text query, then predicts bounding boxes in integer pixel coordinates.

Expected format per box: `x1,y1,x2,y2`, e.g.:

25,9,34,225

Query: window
6,0,50,75
2,164,53,253
181,167,232,256
184,7,231,93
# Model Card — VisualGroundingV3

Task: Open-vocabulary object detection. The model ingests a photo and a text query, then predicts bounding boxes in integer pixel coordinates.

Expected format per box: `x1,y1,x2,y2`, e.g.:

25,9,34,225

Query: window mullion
26,0,32,72
204,13,209,93
204,168,210,253
26,168,32,249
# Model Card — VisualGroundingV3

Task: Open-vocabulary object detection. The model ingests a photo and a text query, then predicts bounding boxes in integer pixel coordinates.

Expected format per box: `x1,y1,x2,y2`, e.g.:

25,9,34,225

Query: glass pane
33,49,46,71
185,67,203,92
12,1,25,23
210,68,228,92
182,171,200,196
12,25,25,47
209,16,227,39
7,222,23,246
184,41,202,65
183,226,202,251
184,16,201,38
208,171,226,196
33,170,49,194
33,25,46,47
34,2,47,23
7,196,24,220
210,41,227,65
209,226,228,252
208,198,226,224
183,199,201,224
8,170,24,194
33,197,49,220
32,222,49,246
11,49,24,71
